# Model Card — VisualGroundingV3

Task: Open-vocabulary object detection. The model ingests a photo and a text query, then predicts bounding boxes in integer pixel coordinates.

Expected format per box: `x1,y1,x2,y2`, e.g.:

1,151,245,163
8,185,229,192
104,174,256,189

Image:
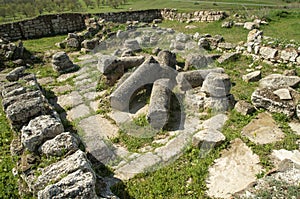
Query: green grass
0,99,19,198
22,34,67,53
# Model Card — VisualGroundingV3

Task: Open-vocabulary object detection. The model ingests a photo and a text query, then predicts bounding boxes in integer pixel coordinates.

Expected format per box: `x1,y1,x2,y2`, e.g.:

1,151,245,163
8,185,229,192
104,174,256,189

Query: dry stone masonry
0,68,113,198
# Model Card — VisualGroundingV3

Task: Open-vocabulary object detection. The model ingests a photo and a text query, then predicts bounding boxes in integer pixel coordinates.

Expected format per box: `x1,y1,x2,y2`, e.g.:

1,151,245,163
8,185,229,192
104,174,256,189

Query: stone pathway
51,54,209,181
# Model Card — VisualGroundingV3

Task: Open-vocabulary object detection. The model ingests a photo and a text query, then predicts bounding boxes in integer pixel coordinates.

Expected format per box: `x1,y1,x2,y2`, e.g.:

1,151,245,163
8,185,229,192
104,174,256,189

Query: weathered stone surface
288,122,300,135
259,46,278,60
97,55,119,74
110,57,176,111
242,70,261,82
66,104,90,121
157,50,176,69
81,38,98,50
176,68,224,91
78,114,119,139
217,42,236,50
280,49,298,62
97,55,145,75
201,114,228,131
217,52,239,64
198,38,210,50
147,79,171,129
28,150,93,192
184,54,210,70
234,100,256,115
6,66,25,81
251,88,295,117
124,39,141,52
273,88,292,100
21,115,64,152
39,132,79,156
244,22,258,30
52,52,77,73
192,129,225,147
271,149,300,165
115,152,161,180
38,169,97,199
247,29,263,43
201,72,231,97
242,112,285,144
203,95,235,112
57,91,83,109
155,133,191,162
2,90,41,109
259,74,300,89
176,33,190,43
6,97,49,129
221,21,233,28
206,138,262,198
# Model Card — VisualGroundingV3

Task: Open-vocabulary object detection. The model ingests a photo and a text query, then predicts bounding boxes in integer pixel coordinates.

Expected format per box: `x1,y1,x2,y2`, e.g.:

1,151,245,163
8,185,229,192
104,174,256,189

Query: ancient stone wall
161,8,227,22
0,9,227,41
0,13,86,41
0,10,162,41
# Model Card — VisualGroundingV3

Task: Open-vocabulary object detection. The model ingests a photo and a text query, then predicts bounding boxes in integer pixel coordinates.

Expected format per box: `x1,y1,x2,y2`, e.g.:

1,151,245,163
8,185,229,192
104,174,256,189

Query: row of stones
245,29,300,65
0,69,102,198
161,8,227,22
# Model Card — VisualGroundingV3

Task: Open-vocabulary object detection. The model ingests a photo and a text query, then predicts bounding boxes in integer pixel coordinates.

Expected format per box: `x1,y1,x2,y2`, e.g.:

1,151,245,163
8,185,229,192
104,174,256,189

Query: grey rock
157,50,177,69
201,72,231,97
251,88,295,117
176,68,224,91
57,91,83,109
242,70,261,82
2,90,41,110
39,132,79,156
176,33,190,43
81,38,99,50
192,129,225,147
221,21,233,28
6,97,50,129
204,94,235,112
217,52,240,64
201,114,228,131
66,38,80,49
28,150,94,192
283,69,297,76
247,29,263,43
217,42,236,50
66,104,91,121
97,55,119,75
234,100,256,115
198,38,210,50
259,74,300,89
38,169,97,199
21,115,64,152
110,56,177,111
242,112,285,144
184,54,210,70
147,79,172,129
244,22,258,30
124,39,141,52
52,52,77,74
6,66,25,82
115,153,161,180
259,46,278,60
116,30,128,39
280,49,298,62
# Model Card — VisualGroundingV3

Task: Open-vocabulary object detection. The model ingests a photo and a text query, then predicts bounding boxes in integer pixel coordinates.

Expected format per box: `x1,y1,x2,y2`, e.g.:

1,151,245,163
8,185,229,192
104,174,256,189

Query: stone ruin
1,14,299,198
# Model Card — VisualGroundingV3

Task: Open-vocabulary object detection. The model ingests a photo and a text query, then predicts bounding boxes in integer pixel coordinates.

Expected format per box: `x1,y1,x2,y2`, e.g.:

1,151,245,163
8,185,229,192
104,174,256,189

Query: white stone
273,88,292,100
206,138,262,198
